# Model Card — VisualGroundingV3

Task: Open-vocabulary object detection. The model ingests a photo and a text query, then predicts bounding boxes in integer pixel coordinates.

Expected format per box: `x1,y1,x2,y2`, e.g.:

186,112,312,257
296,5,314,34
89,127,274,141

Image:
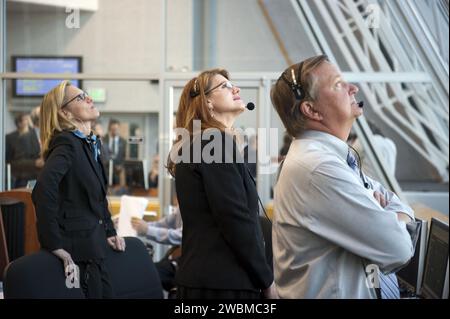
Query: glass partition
3,79,159,199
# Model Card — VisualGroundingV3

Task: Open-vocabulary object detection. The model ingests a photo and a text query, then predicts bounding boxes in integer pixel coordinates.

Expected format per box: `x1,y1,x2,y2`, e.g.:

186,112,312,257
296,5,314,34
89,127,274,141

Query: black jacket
174,132,273,291
5,129,41,186
102,135,127,165
32,131,116,262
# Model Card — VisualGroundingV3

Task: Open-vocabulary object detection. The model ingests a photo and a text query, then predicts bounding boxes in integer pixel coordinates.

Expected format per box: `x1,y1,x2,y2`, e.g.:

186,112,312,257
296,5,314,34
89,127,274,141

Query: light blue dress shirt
273,130,414,299
145,206,183,246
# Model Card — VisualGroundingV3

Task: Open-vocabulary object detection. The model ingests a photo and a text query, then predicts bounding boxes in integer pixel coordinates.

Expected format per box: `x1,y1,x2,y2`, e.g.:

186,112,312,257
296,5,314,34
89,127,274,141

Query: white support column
256,77,274,208
156,0,169,262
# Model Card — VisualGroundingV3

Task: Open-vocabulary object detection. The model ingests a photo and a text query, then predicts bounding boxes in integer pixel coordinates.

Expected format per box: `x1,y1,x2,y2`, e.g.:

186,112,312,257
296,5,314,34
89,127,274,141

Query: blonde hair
271,55,329,137
167,68,231,175
40,80,77,157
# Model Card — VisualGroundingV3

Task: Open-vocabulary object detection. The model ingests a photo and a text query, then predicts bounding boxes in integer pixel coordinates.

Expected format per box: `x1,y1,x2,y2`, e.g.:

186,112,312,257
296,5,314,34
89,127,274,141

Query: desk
264,202,449,225
412,203,449,227
108,196,161,222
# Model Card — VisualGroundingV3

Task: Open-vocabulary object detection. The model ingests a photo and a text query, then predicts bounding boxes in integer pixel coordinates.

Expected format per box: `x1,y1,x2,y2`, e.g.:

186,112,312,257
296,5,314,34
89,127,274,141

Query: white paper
117,195,149,237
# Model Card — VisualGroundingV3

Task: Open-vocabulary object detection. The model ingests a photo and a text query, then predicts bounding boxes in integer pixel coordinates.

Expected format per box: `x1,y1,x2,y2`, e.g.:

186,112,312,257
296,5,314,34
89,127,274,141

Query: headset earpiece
280,64,305,101
290,69,305,100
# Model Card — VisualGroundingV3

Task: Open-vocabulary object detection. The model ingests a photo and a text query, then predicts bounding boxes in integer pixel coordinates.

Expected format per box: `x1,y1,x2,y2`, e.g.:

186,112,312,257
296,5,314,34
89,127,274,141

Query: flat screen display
13,56,82,97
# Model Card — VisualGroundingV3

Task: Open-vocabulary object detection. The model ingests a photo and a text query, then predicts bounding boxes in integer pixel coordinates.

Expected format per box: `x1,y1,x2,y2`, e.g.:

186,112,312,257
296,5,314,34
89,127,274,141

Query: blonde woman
32,81,125,298
167,69,277,299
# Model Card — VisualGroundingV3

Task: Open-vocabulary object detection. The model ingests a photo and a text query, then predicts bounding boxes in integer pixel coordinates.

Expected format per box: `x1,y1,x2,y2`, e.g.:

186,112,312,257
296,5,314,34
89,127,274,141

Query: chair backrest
3,249,85,299
0,189,40,255
105,237,164,299
0,207,10,281
3,237,163,299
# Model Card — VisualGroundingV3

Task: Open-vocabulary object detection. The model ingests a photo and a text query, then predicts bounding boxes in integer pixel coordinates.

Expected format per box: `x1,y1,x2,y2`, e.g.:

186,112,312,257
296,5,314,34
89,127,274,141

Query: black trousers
177,286,261,299
155,258,177,292
78,259,114,299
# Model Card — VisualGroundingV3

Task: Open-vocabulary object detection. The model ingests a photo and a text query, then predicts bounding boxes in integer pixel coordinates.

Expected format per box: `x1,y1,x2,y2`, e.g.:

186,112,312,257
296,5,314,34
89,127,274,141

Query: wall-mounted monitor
12,56,82,97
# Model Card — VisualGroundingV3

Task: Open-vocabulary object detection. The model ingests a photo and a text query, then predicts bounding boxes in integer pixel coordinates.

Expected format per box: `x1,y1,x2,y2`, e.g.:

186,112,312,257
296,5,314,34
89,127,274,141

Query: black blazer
174,132,273,291
32,131,116,262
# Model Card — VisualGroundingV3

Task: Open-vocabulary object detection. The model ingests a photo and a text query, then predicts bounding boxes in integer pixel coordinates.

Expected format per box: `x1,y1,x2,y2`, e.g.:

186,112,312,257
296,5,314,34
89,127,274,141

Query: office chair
0,207,10,281
0,189,40,255
104,236,164,299
3,237,164,299
3,249,85,299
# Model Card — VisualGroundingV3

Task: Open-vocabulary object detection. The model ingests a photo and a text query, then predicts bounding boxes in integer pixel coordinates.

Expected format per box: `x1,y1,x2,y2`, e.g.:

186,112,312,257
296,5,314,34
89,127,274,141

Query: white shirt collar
299,130,349,162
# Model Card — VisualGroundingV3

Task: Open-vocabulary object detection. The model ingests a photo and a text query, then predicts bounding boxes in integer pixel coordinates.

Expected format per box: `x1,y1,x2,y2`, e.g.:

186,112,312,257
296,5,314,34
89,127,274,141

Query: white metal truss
383,0,448,101
301,0,449,181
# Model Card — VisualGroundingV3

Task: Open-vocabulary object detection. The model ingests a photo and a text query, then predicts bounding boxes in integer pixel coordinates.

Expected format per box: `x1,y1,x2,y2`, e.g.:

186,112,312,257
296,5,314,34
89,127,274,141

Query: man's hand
52,248,75,277
263,282,279,299
373,191,387,208
374,191,412,223
107,235,126,251
131,217,149,236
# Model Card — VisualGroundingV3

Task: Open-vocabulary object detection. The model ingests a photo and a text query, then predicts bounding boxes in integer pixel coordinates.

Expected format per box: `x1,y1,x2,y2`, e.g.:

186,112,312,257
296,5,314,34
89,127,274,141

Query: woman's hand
107,235,126,251
52,248,75,277
263,282,279,299
131,217,149,236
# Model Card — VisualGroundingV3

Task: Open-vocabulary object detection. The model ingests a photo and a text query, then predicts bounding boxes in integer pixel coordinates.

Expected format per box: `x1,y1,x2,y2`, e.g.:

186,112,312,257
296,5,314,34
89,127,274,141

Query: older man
271,55,415,299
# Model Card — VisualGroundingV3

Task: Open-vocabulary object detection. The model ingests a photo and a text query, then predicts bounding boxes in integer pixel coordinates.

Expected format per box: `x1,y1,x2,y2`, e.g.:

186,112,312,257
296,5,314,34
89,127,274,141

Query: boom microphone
246,102,255,111
357,101,364,108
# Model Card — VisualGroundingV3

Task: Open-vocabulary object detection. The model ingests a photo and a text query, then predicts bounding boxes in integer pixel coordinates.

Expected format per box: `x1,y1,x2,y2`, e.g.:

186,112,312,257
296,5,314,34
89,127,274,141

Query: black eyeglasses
61,91,89,109
204,81,234,95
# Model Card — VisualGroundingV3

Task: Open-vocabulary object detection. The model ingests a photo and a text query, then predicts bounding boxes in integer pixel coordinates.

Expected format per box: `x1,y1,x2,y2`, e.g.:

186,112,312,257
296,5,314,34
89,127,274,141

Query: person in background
167,68,277,299
349,121,398,178
5,112,43,188
30,106,41,147
32,81,125,298
93,121,105,139
148,154,159,189
103,119,127,185
131,204,182,295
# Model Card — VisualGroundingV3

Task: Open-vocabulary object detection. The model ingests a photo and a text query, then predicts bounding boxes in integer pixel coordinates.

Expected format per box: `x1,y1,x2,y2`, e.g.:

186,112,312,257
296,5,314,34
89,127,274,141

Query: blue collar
72,129,96,140
71,130,100,162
